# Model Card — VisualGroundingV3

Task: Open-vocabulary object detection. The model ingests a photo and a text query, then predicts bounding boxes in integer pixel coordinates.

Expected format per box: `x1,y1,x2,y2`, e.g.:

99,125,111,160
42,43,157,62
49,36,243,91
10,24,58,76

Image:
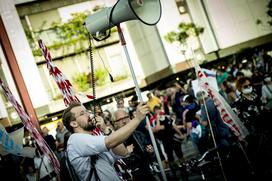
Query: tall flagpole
202,94,227,181
117,24,167,181
191,49,227,181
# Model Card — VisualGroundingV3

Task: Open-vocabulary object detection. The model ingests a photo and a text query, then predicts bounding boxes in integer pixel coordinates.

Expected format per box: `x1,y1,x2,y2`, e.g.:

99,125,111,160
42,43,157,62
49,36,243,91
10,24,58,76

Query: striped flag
194,64,249,140
38,39,93,106
0,78,60,174
38,40,101,135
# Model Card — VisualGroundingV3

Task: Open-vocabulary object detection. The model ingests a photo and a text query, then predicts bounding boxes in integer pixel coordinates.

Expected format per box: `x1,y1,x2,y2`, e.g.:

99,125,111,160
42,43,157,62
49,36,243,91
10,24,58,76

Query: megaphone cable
87,31,96,116
92,38,114,82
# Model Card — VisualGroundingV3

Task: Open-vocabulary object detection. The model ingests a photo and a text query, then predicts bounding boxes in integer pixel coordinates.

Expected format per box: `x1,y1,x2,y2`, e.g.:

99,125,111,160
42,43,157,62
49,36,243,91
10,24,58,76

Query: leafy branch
164,22,204,45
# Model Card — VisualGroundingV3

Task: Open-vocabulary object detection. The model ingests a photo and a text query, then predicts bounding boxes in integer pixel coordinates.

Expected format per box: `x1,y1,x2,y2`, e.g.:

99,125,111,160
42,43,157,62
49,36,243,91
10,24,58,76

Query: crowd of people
0,49,272,181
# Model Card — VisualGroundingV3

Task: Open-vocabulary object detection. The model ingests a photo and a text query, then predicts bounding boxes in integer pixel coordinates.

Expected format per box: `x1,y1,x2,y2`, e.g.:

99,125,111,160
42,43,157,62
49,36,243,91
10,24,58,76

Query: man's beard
82,123,96,131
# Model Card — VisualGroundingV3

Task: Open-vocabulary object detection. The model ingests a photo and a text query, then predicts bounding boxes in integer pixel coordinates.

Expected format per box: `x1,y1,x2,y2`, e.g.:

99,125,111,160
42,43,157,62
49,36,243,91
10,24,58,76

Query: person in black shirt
235,77,262,133
41,127,56,152
114,109,156,181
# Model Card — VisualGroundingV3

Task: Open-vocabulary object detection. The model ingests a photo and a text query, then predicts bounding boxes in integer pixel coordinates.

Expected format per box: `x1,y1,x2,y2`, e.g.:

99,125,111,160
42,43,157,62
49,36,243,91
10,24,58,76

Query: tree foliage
52,11,90,43
164,22,204,45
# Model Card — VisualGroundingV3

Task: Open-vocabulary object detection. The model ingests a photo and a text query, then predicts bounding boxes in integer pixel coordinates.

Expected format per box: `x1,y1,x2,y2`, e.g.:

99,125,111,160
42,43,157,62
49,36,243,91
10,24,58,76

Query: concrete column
0,0,49,110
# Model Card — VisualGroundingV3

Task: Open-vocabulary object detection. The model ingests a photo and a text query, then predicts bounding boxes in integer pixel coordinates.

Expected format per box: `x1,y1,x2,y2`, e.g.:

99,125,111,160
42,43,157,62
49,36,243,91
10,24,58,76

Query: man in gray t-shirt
68,134,120,180
62,102,149,181
55,121,69,150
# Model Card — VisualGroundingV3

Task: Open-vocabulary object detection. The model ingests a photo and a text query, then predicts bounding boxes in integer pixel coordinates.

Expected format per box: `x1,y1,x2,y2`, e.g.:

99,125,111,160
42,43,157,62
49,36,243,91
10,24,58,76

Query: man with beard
62,101,149,181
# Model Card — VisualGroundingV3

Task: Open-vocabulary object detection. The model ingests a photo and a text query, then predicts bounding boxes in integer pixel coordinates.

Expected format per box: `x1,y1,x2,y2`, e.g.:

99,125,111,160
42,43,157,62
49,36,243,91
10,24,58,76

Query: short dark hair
62,102,82,133
236,77,251,91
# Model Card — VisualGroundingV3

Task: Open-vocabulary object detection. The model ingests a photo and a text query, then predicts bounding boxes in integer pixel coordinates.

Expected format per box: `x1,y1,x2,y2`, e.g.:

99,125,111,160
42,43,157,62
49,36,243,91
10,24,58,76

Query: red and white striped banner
0,78,60,174
38,39,94,106
38,40,101,135
195,64,249,140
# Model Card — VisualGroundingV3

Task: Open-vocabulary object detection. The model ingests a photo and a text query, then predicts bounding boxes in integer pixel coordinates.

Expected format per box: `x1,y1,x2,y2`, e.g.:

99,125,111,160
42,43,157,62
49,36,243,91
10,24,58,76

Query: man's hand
135,102,149,121
126,144,134,154
95,116,107,131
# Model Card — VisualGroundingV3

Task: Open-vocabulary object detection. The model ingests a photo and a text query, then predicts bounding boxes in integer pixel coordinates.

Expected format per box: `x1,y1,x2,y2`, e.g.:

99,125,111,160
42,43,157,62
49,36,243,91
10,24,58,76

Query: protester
41,127,56,152
196,91,233,147
235,77,262,133
113,109,156,180
34,147,57,181
55,121,69,151
62,101,149,180
146,92,161,114
150,105,185,171
116,97,130,113
262,74,272,111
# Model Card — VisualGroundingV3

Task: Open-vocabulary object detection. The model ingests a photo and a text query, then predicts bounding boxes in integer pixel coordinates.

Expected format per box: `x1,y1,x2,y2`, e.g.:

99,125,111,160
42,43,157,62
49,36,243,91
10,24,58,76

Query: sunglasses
242,84,251,89
115,116,129,122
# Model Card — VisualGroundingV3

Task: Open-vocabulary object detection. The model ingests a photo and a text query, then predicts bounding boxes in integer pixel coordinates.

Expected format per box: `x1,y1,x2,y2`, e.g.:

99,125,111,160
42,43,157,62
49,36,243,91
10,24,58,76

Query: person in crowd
171,112,187,146
116,97,129,113
92,104,104,117
196,91,233,147
55,121,69,151
150,105,185,171
185,79,195,97
251,70,264,97
157,90,171,115
153,89,160,97
25,161,37,181
41,127,56,152
235,77,262,133
113,109,156,180
102,109,115,129
166,85,185,121
240,63,253,78
234,71,245,98
190,119,209,154
34,147,57,181
146,92,161,114
62,101,149,181
219,80,237,107
262,74,272,111
261,49,272,73
181,95,200,134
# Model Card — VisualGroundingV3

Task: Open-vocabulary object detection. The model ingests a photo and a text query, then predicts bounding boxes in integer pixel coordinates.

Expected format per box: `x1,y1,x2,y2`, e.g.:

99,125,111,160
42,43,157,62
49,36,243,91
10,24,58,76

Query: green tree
164,22,204,45
52,12,90,43
72,72,89,92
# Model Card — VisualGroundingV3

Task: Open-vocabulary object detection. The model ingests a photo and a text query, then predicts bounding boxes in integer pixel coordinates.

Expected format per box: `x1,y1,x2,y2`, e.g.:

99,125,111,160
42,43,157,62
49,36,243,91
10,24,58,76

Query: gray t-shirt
56,128,69,144
67,133,121,181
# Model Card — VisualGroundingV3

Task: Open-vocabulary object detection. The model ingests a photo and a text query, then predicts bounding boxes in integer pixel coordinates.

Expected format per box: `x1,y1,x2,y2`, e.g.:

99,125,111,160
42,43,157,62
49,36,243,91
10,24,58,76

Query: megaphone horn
85,0,161,35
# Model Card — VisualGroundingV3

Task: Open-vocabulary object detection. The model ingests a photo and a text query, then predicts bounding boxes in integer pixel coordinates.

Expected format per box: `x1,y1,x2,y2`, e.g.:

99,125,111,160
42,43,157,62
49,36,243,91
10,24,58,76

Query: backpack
60,151,80,181
60,151,100,181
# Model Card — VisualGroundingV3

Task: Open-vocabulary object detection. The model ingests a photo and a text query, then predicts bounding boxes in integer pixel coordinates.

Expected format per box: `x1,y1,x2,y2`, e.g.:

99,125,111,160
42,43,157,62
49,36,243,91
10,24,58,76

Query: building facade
0,0,271,127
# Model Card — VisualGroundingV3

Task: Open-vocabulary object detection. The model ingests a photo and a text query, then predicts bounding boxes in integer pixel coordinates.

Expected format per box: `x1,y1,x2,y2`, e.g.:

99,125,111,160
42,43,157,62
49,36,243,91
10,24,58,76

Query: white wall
186,0,219,54
0,0,49,108
156,0,187,64
125,21,169,77
202,0,272,48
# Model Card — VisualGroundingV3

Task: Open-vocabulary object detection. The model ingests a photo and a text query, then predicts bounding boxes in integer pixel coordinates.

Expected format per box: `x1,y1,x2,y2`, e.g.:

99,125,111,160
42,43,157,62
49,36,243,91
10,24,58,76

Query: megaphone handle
116,24,126,46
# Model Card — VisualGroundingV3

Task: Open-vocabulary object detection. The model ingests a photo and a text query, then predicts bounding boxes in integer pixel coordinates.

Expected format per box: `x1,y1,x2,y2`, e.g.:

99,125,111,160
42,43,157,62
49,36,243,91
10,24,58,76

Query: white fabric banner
194,64,249,140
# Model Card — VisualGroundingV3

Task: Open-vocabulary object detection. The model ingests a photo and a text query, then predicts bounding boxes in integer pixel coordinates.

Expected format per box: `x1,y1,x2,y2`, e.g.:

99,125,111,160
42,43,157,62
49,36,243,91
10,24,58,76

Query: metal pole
117,24,167,181
202,95,227,181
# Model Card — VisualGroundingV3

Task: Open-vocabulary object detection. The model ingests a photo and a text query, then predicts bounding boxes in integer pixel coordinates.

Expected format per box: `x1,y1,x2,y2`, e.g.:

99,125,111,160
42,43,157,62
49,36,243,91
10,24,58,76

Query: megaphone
85,0,161,35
